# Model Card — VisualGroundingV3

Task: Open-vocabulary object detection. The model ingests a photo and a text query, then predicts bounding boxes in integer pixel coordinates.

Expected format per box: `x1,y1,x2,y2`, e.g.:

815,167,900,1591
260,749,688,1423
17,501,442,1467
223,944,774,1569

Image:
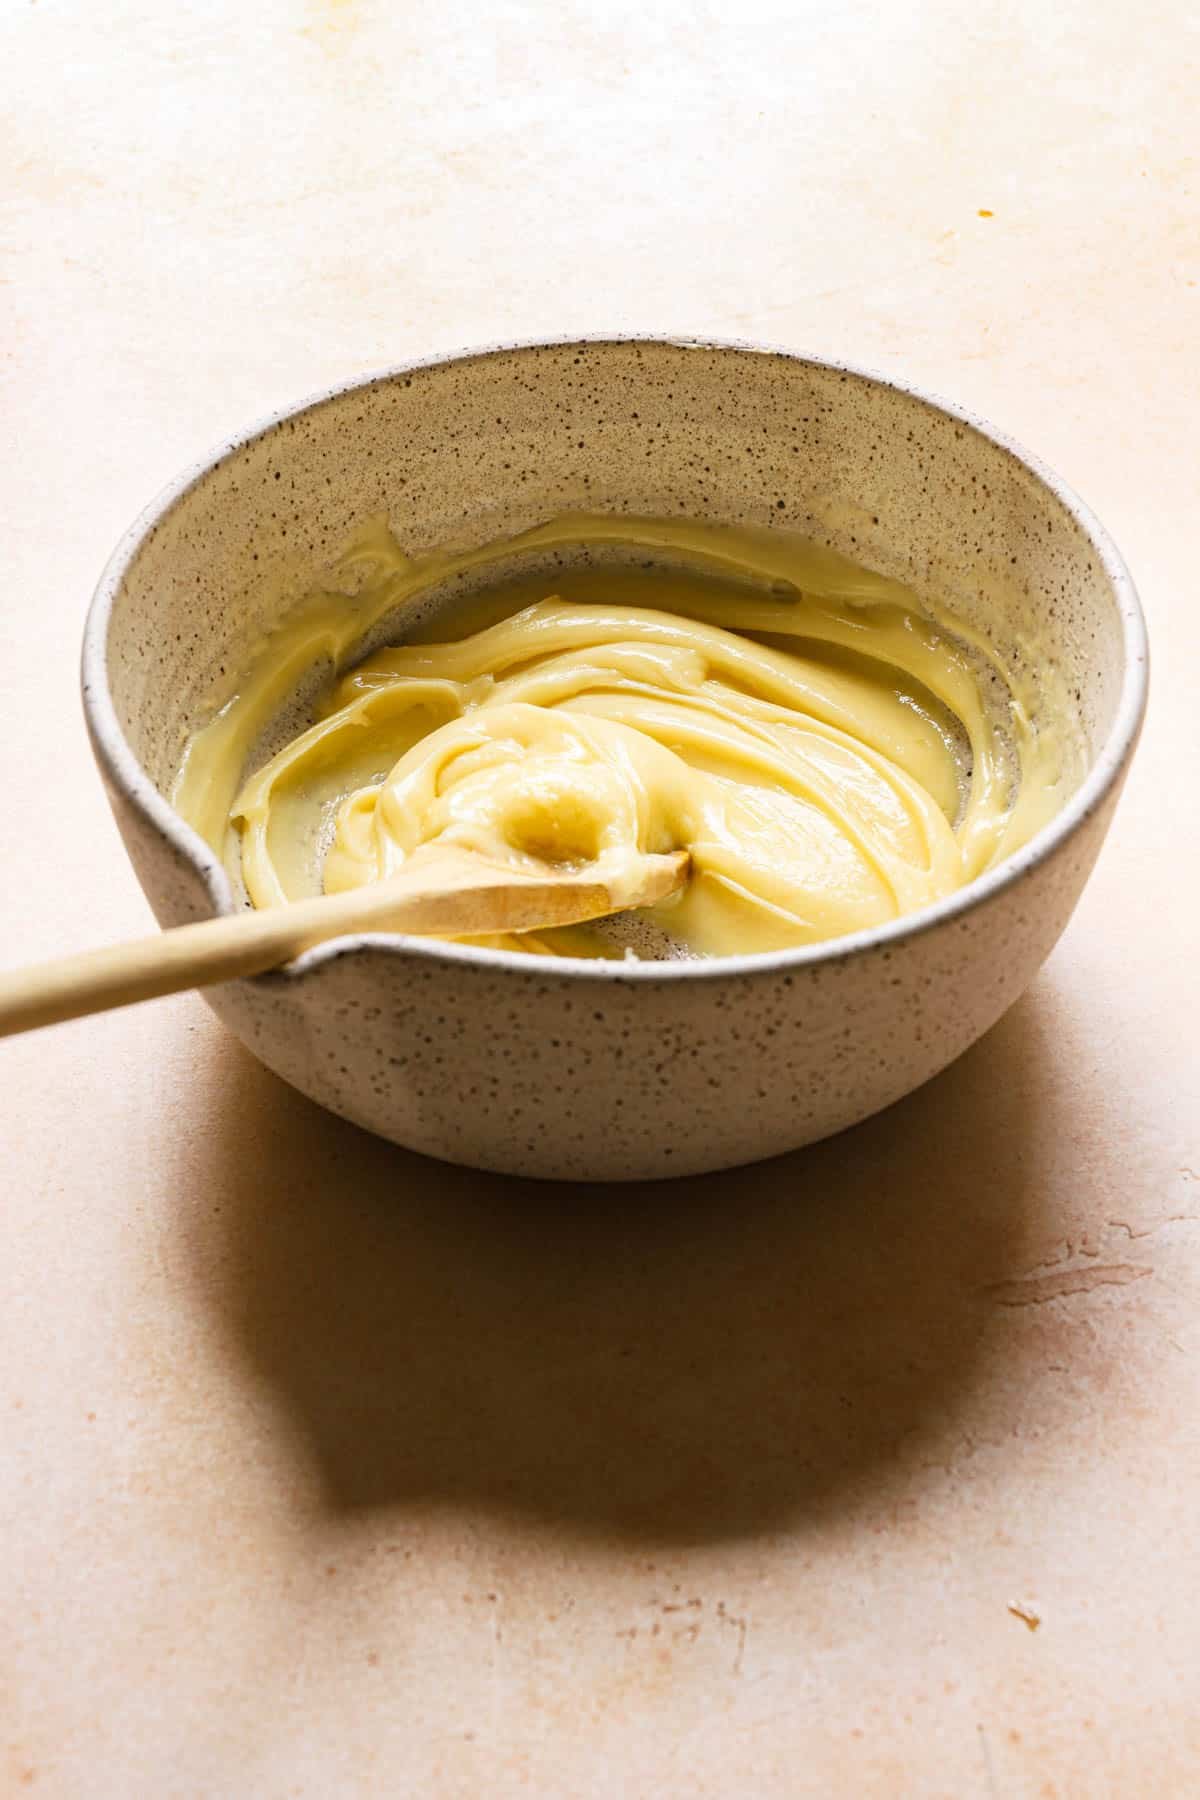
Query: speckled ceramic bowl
83,338,1147,1180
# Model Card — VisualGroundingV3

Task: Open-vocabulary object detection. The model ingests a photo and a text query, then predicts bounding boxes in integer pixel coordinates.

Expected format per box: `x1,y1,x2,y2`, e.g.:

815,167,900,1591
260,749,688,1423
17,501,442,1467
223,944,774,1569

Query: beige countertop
4,2,1198,1793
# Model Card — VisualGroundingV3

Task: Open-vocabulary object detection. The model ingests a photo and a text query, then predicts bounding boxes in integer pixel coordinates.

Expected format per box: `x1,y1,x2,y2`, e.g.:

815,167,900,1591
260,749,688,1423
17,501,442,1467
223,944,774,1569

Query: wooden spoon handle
0,850,689,1038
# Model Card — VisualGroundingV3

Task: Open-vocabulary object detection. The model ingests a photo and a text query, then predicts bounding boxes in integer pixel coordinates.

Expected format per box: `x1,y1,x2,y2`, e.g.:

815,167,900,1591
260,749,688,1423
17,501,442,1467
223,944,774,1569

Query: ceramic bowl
83,338,1147,1180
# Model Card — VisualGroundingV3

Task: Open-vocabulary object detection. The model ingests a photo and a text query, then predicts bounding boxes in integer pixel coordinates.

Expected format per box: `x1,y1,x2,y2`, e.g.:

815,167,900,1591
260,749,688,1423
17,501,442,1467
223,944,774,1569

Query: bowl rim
82,333,1149,985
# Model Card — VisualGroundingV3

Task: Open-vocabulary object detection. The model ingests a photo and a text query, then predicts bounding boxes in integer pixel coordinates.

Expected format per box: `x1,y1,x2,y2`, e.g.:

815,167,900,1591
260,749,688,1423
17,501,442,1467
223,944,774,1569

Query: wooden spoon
0,848,690,1038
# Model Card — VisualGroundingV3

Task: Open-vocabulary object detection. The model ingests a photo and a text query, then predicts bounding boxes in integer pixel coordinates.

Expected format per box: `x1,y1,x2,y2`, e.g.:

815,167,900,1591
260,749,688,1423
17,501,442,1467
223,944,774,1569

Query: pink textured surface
2,2,1197,1792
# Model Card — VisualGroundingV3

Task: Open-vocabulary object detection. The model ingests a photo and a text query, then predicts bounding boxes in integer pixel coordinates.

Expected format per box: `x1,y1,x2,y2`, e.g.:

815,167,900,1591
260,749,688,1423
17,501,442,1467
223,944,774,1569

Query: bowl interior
98,340,1134,860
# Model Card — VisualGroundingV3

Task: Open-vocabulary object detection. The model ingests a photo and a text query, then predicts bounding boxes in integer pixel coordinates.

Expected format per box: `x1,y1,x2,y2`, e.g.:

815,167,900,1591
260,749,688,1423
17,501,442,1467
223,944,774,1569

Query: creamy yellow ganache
173,514,1082,959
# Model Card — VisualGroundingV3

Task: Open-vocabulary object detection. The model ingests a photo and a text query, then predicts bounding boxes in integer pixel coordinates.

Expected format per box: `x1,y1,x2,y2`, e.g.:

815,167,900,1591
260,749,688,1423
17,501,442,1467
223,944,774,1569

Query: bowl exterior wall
87,777,1120,1181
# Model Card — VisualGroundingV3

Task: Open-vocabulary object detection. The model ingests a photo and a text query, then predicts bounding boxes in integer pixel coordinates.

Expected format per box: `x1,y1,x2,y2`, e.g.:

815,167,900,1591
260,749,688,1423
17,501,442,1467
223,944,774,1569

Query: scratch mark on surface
487,1590,503,1739
1008,1603,1041,1631
977,1723,1000,1799
716,1601,747,1676
1107,1214,1197,1241
986,1264,1150,1307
